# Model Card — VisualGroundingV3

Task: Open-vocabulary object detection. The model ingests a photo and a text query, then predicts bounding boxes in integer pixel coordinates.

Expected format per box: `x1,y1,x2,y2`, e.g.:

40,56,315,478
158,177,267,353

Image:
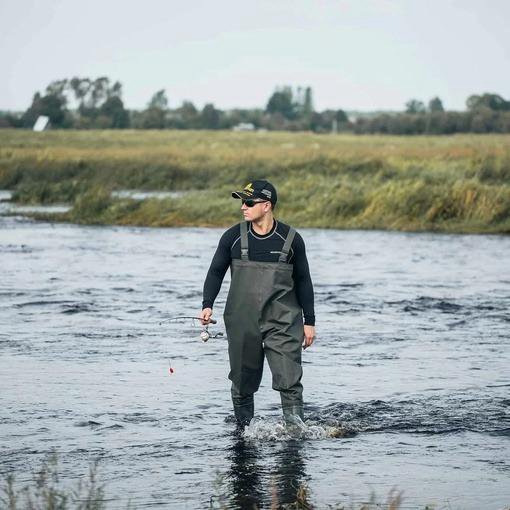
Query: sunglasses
242,199,268,207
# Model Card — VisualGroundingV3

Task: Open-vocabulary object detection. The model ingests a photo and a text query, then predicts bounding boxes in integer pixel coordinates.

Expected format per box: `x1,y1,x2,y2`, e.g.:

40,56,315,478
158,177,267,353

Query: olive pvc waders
223,221,305,426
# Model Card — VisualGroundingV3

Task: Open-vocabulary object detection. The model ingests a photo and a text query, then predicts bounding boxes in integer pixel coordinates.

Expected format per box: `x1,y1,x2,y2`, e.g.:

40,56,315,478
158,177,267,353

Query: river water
1,216,509,509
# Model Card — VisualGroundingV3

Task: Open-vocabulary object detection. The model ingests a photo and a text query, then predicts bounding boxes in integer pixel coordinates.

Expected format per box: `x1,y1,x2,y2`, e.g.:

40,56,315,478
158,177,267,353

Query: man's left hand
303,325,315,350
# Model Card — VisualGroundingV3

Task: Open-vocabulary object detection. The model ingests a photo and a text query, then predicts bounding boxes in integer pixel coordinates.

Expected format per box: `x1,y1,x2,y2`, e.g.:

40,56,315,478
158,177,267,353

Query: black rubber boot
232,396,254,427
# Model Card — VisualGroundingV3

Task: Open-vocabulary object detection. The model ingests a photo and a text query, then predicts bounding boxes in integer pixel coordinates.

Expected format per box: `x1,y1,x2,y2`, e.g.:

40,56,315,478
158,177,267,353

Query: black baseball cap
231,180,277,205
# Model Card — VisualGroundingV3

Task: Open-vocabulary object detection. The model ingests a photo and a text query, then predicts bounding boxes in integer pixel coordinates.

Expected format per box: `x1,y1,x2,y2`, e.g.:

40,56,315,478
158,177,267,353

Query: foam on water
242,417,356,441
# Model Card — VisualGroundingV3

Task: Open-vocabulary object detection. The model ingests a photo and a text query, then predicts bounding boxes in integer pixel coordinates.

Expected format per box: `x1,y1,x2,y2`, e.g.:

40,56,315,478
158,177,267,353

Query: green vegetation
1,129,509,233
2,454,105,510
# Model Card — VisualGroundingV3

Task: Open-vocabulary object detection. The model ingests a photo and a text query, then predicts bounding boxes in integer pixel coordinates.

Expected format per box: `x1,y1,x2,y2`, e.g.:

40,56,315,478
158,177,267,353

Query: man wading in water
200,180,315,427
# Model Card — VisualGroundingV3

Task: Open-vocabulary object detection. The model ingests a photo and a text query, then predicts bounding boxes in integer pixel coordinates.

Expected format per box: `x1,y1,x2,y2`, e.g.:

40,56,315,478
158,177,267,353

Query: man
200,180,315,427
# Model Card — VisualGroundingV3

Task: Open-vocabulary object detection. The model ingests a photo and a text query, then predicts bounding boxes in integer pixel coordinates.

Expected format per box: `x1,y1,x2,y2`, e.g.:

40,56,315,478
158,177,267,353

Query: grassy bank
0,129,509,233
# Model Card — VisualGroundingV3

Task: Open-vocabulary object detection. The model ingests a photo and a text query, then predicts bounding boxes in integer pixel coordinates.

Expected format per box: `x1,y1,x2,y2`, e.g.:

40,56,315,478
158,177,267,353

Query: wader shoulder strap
240,221,249,260
279,227,296,263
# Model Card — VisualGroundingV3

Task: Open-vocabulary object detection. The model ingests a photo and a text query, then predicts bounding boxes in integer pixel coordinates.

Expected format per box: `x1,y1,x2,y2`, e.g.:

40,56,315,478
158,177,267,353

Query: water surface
1,216,509,509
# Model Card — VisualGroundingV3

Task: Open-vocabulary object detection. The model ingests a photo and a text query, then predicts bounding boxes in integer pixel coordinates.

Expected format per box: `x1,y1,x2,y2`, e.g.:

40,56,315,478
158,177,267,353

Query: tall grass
2,454,105,510
1,130,509,233
2,455,485,509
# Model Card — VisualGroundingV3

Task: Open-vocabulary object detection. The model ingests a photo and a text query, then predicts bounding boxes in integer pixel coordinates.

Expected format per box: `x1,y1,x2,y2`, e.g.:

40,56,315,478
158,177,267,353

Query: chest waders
223,221,305,426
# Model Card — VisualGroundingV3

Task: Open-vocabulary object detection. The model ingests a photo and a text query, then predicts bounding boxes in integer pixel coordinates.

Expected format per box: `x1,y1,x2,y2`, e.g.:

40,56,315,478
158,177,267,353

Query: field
0,129,509,233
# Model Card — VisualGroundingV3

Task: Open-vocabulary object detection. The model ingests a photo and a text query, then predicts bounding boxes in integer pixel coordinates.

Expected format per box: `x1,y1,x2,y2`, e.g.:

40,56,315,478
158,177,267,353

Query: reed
1,130,509,233
2,453,105,510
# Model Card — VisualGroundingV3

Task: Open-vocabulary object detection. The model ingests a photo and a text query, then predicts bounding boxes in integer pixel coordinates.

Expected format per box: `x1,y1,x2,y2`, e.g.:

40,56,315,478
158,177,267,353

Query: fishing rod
159,316,217,325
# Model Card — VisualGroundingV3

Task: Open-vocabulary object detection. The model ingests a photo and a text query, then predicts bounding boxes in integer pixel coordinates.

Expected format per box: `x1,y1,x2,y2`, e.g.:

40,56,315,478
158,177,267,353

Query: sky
1,0,509,112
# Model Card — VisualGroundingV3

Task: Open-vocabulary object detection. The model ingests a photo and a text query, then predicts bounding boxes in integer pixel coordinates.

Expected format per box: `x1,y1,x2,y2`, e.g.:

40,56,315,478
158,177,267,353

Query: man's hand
303,325,315,350
199,307,213,325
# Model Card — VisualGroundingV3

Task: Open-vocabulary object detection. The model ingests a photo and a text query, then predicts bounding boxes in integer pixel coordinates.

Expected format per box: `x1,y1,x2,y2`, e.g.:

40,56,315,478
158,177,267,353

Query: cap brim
232,191,252,199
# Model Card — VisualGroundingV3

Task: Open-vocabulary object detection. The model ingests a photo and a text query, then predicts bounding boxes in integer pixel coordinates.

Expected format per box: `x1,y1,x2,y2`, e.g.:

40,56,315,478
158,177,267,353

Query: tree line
1,76,509,134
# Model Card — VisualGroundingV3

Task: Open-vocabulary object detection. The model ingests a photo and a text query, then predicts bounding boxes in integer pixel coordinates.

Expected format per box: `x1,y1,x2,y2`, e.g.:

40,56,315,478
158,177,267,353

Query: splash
242,417,356,441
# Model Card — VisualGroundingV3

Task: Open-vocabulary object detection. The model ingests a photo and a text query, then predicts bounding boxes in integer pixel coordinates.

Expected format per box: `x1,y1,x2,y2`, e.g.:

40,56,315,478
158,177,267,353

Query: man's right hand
199,308,213,325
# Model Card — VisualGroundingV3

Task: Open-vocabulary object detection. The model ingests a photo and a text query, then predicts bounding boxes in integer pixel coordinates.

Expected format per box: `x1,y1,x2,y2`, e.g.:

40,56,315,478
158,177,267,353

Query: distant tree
466,93,510,111
70,77,92,109
266,87,295,119
265,112,288,130
335,109,349,123
303,87,314,116
138,89,169,129
222,108,264,129
200,103,221,129
180,101,199,129
89,77,110,108
0,112,22,128
109,81,123,99
22,91,69,128
69,77,126,127
148,89,168,110
167,101,199,129
405,99,426,114
294,86,314,118
99,96,129,128
45,79,68,101
180,101,197,118
428,97,444,112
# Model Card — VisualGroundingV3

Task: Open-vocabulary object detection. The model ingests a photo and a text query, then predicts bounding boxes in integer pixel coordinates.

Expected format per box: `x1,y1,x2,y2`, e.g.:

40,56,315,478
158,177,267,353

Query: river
1,215,509,509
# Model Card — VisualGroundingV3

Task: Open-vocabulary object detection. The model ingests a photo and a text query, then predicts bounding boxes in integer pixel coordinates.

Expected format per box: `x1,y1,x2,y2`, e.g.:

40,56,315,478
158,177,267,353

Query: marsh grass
1,130,509,233
1,453,105,510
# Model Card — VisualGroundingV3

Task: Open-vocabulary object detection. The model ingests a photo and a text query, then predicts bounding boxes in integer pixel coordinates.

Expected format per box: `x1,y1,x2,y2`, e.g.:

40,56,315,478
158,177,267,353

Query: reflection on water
0,189,71,215
1,203,72,214
0,188,189,219
0,190,13,201
1,216,509,509
219,434,307,509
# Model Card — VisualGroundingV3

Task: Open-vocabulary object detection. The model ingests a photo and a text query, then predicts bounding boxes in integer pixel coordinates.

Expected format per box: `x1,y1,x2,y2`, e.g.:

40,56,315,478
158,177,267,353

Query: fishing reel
160,315,224,342
199,327,223,342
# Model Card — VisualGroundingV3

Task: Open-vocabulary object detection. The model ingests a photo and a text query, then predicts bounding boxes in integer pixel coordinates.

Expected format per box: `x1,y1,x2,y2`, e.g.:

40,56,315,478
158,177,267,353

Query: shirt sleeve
291,232,316,326
202,229,232,310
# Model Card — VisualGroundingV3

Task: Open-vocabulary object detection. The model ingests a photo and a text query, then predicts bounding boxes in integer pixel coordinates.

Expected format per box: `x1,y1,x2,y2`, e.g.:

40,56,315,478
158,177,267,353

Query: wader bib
223,221,305,425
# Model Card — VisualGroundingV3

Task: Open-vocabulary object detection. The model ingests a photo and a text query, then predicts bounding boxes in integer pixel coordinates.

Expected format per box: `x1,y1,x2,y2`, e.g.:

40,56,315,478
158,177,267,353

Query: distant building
33,116,50,132
232,122,255,132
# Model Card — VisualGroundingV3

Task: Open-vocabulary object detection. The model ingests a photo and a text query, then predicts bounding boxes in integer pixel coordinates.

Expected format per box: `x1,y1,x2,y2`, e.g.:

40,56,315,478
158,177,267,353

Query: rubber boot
232,396,254,428
282,404,305,429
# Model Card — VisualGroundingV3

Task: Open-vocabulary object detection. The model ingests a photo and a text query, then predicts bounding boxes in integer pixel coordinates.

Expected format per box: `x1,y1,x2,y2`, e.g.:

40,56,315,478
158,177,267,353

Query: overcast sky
1,0,509,112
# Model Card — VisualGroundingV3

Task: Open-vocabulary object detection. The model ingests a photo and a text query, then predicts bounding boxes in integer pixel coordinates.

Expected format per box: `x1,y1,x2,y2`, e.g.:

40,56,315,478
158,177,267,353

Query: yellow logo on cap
244,183,254,192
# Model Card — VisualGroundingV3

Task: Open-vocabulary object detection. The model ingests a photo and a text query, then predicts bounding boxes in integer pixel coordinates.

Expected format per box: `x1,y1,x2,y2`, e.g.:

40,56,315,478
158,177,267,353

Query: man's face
241,199,271,221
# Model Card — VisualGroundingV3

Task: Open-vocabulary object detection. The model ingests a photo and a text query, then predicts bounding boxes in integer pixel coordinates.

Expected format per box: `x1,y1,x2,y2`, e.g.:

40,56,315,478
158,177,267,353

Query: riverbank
1,129,509,233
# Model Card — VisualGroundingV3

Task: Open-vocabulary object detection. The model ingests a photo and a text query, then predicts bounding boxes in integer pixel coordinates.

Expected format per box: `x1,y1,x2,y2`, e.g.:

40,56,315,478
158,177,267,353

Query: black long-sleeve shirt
202,219,315,326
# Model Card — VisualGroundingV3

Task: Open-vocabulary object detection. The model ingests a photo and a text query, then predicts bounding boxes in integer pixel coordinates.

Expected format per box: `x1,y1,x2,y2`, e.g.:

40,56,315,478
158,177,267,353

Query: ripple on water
310,394,510,435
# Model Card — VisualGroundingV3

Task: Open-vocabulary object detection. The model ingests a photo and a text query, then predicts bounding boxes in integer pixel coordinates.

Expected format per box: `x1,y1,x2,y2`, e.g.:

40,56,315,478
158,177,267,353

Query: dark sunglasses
242,199,268,207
